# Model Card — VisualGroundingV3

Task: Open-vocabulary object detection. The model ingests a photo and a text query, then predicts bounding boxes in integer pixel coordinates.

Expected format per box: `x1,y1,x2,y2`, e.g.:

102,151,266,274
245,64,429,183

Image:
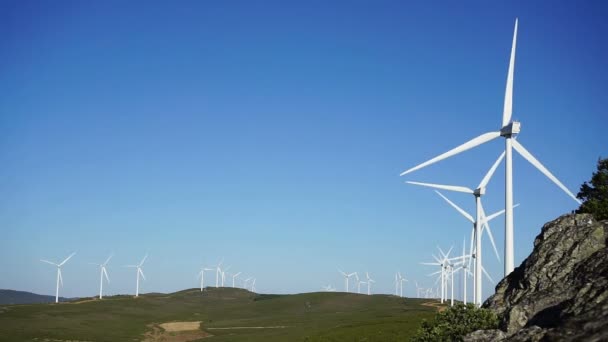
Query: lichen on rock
465,213,608,341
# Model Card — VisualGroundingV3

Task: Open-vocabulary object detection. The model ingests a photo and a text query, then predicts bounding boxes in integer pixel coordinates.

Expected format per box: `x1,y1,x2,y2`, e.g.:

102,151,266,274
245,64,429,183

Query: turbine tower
40,252,76,303
400,19,581,277
126,254,147,297
90,253,112,299
365,272,375,295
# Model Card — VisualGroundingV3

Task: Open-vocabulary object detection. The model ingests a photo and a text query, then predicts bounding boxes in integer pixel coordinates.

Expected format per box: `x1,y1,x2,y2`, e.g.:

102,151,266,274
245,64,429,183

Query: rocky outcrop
465,213,608,341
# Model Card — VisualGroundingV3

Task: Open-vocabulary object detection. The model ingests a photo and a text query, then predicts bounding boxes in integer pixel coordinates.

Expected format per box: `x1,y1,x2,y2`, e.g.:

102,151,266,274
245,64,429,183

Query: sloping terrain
0,287,437,341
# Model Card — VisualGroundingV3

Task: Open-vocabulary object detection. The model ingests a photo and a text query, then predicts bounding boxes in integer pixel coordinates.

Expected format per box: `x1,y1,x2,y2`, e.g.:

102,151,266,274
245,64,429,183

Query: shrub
577,157,608,220
411,303,498,342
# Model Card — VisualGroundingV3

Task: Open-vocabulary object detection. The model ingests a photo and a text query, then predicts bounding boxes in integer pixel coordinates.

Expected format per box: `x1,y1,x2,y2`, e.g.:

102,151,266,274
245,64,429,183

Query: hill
0,287,439,341
0,289,71,305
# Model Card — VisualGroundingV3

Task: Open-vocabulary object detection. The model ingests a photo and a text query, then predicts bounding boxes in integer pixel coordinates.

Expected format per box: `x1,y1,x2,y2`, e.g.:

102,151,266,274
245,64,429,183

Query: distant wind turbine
365,272,375,295
40,252,76,303
90,253,112,299
125,254,147,297
338,269,356,293
198,266,214,292
231,272,242,287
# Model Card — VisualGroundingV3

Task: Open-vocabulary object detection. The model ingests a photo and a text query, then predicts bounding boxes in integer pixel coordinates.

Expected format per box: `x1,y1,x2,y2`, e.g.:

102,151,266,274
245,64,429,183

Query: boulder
466,213,608,341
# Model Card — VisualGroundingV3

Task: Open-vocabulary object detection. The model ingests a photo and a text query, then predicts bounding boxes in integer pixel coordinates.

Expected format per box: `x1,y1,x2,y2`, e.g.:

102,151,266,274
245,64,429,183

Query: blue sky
1,1,606,300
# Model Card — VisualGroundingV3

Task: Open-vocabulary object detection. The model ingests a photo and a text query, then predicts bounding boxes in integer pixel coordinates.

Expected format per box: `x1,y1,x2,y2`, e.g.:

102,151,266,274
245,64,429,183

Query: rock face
466,213,608,341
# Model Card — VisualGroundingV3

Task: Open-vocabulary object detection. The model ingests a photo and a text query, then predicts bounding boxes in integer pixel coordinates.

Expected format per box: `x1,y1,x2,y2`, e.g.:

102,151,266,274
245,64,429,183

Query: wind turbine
365,272,375,295
125,254,147,297
394,272,399,296
400,19,581,278
338,269,356,293
250,278,256,292
198,266,214,292
322,284,336,291
90,253,112,299
399,273,408,297
434,190,518,305
407,152,503,305
424,247,452,303
214,260,223,288
221,265,231,287
40,252,76,303
353,273,364,294
231,272,242,287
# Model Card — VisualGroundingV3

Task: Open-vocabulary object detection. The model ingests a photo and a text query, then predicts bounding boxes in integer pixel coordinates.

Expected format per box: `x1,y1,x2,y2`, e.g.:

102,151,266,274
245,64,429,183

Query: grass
0,287,440,341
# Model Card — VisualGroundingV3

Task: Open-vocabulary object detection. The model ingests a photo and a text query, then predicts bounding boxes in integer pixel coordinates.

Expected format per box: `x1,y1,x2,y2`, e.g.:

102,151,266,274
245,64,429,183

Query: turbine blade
59,252,76,267
478,151,506,189
40,260,57,266
103,267,110,283
103,253,113,266
479,202,501,262
435,191,475,223
139,268,146,281
400,132,501,176
445,246,453,259
139,254,148,267
502,18,518,127
406,181,474,194
512,139,581,204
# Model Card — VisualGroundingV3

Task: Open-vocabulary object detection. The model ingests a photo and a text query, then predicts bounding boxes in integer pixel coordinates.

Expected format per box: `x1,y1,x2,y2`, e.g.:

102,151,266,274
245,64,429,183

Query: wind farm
1,2,606,341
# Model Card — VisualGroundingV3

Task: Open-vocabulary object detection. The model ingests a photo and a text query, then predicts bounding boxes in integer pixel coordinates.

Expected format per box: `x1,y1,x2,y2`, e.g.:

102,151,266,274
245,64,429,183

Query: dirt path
206,326,290,330
421,301,447,312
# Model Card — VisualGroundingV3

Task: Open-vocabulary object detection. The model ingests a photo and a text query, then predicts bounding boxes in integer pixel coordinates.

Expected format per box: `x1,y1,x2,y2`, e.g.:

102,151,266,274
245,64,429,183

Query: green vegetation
577,157,608,220
410,303,498,342
0,288,437,341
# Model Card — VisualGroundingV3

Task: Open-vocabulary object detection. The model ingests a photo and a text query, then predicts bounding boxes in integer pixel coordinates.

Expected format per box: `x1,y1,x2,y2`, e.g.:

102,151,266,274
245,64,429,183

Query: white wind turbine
338,269,357,293
434,190,517,305
125,254,147,297
221,265,231,287
399,273,408,297
250,278,256,292
365,272,375,295
198,266,214,292
214,260,223,288
354,273,365,294
322,284,336,292
422,247,453,303
407,152,504,305
40,252,76,303
394,272,400,296
401,19,581,277
90,253,112,299
231,272,242,287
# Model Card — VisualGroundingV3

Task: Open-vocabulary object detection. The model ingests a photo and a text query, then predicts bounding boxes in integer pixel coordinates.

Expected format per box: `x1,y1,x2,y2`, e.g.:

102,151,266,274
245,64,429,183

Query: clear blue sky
1,1,606,300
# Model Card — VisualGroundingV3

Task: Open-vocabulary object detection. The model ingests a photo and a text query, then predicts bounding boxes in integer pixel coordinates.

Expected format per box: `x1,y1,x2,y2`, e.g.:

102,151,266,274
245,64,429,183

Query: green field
0,288,440,341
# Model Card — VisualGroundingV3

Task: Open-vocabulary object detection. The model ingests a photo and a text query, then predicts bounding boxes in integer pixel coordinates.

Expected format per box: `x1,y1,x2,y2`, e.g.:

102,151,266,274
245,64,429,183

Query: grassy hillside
0,287,439,341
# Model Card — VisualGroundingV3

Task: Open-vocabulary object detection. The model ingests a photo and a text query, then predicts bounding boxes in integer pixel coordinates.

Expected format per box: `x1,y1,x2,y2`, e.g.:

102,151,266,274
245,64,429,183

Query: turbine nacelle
500,121,521,137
